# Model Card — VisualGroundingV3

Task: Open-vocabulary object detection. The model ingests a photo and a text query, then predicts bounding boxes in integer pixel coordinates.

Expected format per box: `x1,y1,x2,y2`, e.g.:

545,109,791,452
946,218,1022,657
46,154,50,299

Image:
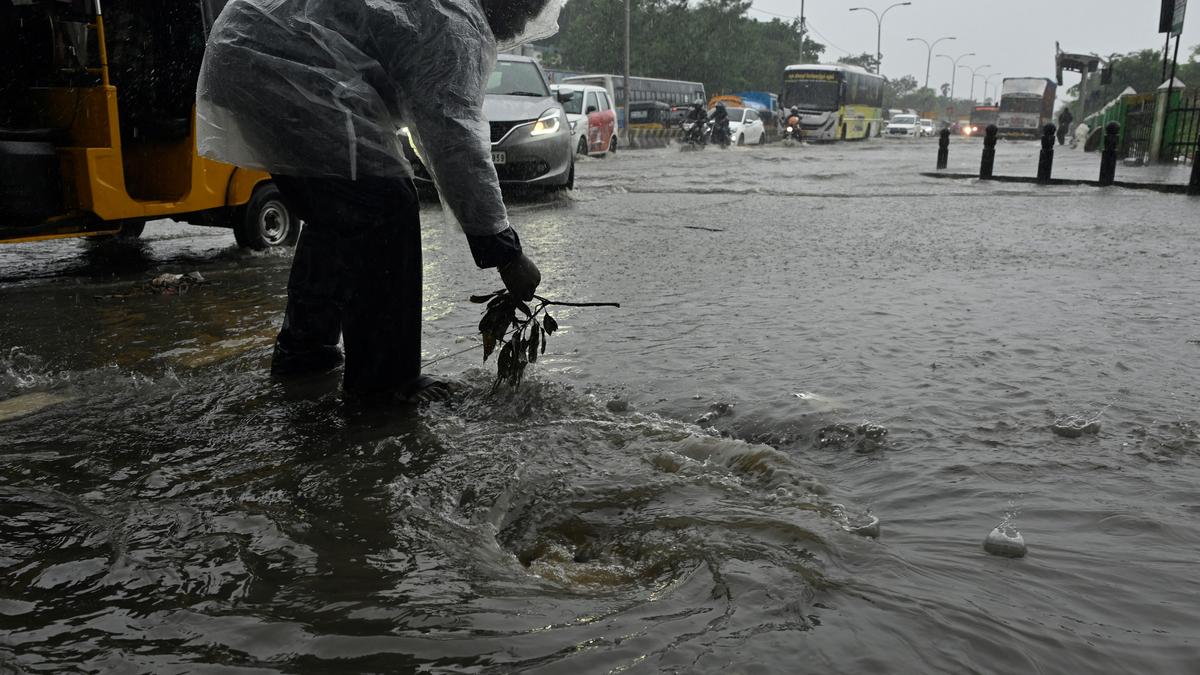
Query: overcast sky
746,0,1198,96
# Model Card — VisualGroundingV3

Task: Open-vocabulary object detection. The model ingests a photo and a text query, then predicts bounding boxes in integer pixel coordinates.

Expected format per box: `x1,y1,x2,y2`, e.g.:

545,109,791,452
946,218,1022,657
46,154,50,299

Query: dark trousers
272,175,421,396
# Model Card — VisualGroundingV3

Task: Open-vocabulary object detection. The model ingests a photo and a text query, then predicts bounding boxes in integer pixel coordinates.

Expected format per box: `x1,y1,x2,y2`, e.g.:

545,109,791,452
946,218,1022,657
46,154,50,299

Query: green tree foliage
548,0,825,93
837,52,879,73
1070,47,1200,116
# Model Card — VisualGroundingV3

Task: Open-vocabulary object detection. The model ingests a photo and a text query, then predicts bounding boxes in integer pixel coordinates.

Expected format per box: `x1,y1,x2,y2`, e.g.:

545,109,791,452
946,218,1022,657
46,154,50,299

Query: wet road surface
2,138,1199,673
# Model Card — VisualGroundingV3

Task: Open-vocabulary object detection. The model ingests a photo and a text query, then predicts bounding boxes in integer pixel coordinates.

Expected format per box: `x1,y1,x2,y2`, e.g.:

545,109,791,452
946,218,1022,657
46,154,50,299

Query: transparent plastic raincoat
196,0,560,239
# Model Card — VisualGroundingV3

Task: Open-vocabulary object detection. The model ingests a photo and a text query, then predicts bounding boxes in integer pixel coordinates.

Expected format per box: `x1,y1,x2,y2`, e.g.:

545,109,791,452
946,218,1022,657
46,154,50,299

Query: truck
997,78,1057,139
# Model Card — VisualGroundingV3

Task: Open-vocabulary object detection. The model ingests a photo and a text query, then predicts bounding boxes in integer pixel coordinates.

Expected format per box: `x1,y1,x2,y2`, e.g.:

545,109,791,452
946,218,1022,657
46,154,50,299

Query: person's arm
397,17,539,298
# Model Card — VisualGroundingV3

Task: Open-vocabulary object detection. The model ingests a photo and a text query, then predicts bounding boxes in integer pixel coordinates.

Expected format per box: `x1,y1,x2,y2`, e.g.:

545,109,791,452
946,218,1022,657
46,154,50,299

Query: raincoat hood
493,0,561,53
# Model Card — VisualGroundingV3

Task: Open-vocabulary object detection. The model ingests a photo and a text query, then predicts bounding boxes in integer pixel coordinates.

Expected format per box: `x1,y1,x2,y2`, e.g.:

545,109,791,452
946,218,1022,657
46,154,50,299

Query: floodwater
2,138,1199,674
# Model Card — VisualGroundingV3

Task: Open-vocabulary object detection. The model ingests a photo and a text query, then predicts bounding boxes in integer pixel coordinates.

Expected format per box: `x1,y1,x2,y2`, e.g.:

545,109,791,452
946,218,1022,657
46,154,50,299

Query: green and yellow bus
780,64,884,141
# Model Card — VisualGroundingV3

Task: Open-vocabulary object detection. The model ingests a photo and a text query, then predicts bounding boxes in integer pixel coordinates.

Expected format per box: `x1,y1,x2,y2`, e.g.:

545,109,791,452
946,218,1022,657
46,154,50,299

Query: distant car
716,107,767,145
886,114,920,138
919,119,936,137
550,83,617,157
402,54,573,190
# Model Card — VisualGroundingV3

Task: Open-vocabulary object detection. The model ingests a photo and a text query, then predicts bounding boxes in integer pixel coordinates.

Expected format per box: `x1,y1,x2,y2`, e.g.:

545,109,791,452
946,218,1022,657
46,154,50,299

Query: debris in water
832,504,880,538
846,514,880,538
0,391,72,423
606,397,630,413
695,401,734,425
95,271,210,299
984,525,1027,558
1052,408,1107,438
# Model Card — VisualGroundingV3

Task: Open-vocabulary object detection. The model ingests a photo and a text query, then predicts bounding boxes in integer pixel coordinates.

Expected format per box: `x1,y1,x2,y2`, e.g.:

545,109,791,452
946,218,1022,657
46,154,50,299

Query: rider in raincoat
196,0,560,401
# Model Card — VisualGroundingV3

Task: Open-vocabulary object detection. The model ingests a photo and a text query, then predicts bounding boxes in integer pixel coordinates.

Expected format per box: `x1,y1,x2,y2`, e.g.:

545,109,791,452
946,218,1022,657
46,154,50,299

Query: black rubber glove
499,252,541,301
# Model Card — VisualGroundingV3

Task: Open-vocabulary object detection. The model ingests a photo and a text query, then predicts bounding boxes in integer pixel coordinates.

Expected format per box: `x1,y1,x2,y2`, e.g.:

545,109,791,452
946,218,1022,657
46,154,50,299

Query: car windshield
487,61,549,97
557,89,584,115
893,115,917,125
782,79,839,111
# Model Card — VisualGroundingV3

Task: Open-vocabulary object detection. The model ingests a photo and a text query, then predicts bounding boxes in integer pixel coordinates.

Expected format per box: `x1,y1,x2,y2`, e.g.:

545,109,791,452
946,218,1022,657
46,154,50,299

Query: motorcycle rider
784,105,802,141
683,99,707,143
710,101,730,146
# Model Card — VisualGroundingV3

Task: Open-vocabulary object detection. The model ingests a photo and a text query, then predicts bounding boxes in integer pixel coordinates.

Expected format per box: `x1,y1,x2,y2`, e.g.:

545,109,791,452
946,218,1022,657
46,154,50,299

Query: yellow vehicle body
1,1,292,248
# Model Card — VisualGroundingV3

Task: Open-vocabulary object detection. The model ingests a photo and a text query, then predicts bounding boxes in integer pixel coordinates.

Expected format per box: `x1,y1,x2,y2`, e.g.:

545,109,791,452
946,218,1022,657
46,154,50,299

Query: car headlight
530,109,562,137
786,126,793,132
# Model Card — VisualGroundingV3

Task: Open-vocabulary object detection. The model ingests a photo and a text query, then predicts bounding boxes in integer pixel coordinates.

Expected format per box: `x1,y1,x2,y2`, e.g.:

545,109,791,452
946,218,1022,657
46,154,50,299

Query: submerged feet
270,344,344,378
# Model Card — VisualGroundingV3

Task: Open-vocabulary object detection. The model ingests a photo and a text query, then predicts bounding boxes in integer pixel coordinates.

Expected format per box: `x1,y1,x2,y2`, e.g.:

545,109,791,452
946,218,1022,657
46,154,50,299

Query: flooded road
2,138,1199,673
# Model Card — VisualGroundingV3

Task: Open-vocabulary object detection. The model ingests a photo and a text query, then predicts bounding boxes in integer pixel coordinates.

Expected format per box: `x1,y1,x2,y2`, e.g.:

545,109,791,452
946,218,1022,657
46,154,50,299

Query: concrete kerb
920,171,1195,194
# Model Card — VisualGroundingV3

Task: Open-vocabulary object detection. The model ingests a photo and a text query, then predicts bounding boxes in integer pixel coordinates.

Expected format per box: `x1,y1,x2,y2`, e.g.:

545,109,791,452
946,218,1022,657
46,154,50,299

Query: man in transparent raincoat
196,0,559,401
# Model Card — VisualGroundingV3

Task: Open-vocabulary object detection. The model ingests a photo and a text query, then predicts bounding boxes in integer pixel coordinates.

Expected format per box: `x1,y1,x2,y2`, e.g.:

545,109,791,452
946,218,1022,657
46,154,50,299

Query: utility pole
623,0,630,142
798,0,806,62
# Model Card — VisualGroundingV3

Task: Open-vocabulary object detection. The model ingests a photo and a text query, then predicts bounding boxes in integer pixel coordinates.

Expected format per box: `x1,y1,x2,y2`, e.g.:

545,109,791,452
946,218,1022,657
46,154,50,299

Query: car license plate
492,152,506,165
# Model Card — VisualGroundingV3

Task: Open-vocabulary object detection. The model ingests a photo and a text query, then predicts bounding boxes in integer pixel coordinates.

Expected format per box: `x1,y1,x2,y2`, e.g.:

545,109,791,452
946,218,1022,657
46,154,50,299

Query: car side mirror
586,106,597,114
557,91,574,104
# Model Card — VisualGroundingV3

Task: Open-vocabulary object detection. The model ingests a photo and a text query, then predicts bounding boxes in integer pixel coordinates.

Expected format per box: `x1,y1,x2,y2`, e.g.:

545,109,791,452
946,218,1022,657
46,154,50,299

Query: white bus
780,64,885,141
560,74,705,130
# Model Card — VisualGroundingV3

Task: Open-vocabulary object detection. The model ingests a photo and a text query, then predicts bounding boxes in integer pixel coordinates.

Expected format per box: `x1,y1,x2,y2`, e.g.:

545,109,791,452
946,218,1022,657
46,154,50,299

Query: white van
549,84,618,156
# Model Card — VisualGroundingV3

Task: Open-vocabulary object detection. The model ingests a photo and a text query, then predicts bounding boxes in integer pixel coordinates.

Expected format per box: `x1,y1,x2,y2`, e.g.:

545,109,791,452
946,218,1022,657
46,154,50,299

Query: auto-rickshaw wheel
609,135,618,154
235,183,299,250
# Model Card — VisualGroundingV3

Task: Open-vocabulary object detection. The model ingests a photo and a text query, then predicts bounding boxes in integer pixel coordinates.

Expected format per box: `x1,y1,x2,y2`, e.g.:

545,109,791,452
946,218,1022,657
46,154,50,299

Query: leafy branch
472,291,619,392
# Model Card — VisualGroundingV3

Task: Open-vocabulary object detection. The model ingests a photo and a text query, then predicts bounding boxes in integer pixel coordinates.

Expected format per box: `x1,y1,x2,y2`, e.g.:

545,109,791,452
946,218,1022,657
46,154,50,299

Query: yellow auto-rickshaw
0,0,296,249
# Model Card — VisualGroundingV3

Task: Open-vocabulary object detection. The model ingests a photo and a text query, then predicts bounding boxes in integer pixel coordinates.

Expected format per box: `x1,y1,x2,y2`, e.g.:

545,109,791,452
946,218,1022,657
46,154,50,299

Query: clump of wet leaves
472,290,617,392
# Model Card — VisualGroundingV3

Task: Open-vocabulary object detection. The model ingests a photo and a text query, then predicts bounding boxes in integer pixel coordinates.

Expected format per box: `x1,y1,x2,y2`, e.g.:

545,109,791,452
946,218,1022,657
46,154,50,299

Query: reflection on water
2,142,1200,672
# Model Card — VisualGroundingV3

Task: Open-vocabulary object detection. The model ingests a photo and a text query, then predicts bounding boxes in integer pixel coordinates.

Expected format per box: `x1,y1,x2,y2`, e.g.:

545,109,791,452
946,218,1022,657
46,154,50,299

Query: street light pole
959,63,991,103
935,51,975,100
907,36,956,90
849,2,912,75
983,73,1003,103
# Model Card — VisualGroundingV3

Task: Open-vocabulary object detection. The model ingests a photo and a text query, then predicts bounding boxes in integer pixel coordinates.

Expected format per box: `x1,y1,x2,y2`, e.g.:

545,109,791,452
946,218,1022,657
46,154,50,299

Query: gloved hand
499,252,541,301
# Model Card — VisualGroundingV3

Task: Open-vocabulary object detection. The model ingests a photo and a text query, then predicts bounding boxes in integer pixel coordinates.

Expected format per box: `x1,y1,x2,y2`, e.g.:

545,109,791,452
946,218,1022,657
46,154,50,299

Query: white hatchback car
549,83,618,157
919,119,936,137
721,107,767,145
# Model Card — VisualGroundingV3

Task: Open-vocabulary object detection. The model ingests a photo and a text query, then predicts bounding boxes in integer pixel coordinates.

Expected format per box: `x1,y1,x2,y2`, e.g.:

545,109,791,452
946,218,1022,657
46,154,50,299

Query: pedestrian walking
196,0,559,403
1057,107,1074,146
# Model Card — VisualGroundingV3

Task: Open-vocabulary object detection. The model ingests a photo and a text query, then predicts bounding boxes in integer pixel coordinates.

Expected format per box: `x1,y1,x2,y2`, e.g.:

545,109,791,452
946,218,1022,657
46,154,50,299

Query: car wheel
737,134,744,146
235,183,299,250
758,130,766,145
577,136,588,155
609,135,618,154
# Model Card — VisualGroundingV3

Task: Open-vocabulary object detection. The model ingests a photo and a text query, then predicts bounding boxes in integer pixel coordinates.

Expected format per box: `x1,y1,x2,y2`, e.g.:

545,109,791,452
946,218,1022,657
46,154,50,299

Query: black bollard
1099,121,1120,186
1190,129,1200,196
937,128,949,170
1037,123,1056,184
980,124,998,179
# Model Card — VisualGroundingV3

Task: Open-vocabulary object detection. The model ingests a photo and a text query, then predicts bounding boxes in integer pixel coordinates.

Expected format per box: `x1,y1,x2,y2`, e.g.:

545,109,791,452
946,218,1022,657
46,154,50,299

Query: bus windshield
783,79,839,111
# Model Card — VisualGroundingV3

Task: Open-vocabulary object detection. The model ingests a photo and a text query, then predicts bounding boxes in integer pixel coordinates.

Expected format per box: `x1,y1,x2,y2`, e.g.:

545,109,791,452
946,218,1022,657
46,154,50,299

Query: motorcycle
679,117,709,149
782,114,803,146
710,117,731,148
